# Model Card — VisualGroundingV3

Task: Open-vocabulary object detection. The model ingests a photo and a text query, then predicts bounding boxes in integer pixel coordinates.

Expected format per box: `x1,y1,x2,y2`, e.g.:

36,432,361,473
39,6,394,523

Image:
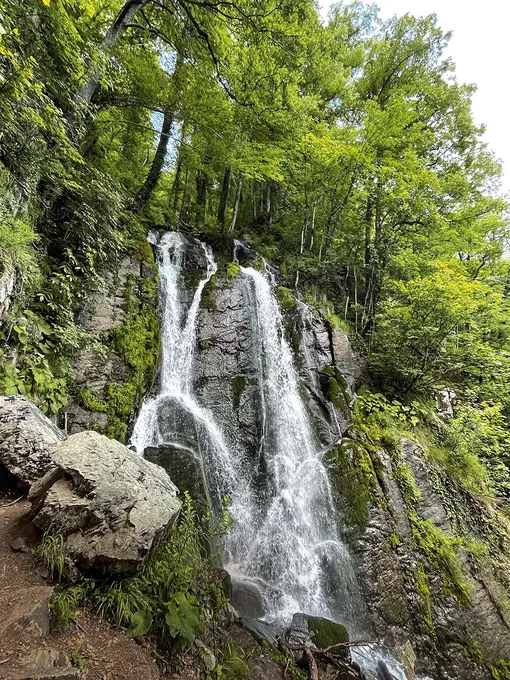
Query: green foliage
490,660,510,680
208,641,249,680
69,651,88,672
75,270,160,441
275,286,297,312
327,439,378,538
224,262,240,282
0,211,38,276
34,530,67,582
412,518,473,606
415,564,434,632
51,582,92,631
51,494,230,653
306,616,349,653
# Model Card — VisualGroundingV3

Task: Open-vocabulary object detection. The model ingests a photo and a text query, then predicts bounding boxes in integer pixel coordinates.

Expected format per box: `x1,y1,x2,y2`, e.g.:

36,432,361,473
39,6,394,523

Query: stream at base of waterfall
131,231,407,680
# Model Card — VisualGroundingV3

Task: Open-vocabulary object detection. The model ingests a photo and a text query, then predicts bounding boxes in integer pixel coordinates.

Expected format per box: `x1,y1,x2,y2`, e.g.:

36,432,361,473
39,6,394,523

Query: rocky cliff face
195,266,355,463
64,251,160,442
69,231,510,680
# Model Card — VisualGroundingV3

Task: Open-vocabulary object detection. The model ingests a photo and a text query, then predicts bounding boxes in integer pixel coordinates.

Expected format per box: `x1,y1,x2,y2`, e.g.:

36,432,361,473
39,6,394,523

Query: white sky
319,0,510,193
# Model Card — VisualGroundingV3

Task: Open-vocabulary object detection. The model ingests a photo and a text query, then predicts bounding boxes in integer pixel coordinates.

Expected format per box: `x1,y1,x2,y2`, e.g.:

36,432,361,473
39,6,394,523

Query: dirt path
0,494,162,680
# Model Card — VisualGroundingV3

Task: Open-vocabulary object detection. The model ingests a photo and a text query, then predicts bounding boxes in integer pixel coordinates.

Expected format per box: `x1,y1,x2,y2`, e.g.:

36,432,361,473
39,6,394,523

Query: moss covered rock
286,613,350,662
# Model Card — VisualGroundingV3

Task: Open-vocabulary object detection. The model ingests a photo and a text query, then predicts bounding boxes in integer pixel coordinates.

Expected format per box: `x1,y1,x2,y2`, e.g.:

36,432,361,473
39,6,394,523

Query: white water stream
131,231,406,680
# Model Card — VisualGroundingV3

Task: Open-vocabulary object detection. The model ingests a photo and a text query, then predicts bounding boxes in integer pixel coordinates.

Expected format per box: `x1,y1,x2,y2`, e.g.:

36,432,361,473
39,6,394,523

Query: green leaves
126,610,153,638
164,592,200,646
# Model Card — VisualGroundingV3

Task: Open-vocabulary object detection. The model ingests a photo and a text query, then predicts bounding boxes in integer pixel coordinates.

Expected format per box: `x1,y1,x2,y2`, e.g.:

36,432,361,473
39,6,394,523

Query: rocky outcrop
195,269,356,465
0,396,66,486
29,430,181,574
196,271,266,465
351,438,510,680
330,326,366,392
0,266,15,322
64,251,160,442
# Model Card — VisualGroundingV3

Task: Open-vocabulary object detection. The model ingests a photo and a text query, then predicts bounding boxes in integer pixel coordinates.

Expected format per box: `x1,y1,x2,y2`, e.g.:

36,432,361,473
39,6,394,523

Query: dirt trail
0,494,162,680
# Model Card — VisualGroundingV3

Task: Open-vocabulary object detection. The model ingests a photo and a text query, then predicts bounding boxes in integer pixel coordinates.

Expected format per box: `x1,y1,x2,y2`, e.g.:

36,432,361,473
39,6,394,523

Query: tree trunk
364,198,372,267
308,204,316,251
217,167,232,231
74,0,150,108
131,109,173,213
229,172,243,234
195,170,208,228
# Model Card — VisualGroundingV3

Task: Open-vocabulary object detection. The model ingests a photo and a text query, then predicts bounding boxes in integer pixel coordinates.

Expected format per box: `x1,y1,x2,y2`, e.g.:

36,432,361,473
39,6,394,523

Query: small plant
208,640,249,679
51,582,93,631
275,285,297,312
35,530,67,582
70,650,87,671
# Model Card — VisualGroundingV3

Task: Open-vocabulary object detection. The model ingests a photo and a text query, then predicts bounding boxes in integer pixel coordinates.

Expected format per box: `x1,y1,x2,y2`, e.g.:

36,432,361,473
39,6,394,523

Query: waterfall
131,232,406,679
131,231,243,504
224,266,364,629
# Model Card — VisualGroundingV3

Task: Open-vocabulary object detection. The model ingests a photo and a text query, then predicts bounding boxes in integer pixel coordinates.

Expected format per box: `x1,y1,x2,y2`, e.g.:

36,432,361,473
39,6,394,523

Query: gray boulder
29,430,181,574
0,396,66,486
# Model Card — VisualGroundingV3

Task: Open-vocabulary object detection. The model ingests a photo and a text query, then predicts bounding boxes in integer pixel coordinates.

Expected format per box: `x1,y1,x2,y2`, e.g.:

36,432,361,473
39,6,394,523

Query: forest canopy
0,0,509,498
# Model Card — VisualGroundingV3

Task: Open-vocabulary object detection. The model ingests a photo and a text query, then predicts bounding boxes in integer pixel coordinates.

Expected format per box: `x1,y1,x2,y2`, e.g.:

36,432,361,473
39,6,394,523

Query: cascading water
131,231,244,505
224,266,365,629
132,231,406,679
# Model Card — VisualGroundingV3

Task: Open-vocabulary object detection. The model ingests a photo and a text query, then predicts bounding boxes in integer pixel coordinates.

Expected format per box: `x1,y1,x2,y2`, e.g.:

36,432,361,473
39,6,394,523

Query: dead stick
304,647,319,680
283,657,290,679
1,495,24,507
71,617,88,635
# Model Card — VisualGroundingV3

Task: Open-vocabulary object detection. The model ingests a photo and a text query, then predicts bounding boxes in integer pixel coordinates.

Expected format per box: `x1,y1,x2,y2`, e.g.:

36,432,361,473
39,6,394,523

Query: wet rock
401,439,452,533
292,303,350,445
77,257,140,333
0,396,66,487
231,579,265,618
330,327,366,391
65,253,158,437
239,617,280,646
196,273,265,472
145,443,209,508
29,430,181,574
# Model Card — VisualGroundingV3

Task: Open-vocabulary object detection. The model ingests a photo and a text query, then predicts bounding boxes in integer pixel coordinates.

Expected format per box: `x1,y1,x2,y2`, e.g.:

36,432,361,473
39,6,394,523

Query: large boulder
29,430,181,574
0,396,66,486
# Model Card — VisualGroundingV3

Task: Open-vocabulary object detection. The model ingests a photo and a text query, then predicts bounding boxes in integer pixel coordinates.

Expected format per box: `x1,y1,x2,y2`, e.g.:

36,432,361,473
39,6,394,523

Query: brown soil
0,494,162,680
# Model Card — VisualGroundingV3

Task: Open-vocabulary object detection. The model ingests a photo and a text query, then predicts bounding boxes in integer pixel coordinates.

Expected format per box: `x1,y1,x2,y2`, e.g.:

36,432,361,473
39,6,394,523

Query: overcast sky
319,0,510,193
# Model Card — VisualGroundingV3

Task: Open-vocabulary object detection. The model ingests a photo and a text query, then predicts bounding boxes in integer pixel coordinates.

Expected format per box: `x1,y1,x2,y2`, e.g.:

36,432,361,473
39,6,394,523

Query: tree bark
195,170,208,228
217,166,232,231
74,0,151,108
364,197,372,267
228,172,243,234
131,109,174,213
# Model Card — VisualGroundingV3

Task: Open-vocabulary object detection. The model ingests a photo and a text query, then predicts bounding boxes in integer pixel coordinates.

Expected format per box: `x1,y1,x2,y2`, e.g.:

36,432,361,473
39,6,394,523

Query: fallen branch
0,495,24,508
71,617,88,635
283,639,385,680
303,647,319,680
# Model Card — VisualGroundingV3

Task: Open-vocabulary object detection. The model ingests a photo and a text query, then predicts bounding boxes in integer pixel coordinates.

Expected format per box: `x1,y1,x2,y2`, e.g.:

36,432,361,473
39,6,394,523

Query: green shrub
49,494,230,653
